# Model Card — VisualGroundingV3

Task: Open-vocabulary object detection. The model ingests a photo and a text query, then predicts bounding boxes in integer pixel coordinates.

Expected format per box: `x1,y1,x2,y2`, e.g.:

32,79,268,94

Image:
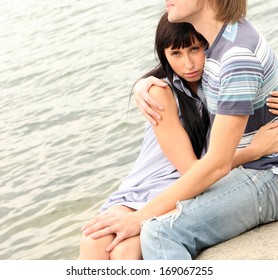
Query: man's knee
141,218,162,245
141,210,179,241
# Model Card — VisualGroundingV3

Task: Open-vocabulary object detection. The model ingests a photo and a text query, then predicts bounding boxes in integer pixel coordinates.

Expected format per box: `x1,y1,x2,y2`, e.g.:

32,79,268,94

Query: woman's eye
171,51,180,56
191,47,199,52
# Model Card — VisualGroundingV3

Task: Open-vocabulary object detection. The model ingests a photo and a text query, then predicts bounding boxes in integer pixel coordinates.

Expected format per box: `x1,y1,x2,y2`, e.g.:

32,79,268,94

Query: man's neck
191,8,224,47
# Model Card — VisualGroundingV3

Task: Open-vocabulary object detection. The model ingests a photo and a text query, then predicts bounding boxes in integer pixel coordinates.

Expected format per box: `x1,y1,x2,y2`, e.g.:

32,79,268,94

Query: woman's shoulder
149,83,177,108
149,85,175,101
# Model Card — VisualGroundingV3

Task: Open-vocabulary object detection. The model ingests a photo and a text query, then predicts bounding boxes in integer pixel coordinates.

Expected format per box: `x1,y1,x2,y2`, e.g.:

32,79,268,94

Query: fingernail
158,106,164,110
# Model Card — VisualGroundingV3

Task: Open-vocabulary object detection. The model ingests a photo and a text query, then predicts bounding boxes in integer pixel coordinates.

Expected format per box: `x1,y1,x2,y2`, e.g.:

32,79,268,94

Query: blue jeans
140,167,278,259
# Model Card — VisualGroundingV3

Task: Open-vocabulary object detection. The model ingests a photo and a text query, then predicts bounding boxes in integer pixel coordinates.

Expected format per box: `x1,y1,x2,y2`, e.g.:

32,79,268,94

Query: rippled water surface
0,0,277,259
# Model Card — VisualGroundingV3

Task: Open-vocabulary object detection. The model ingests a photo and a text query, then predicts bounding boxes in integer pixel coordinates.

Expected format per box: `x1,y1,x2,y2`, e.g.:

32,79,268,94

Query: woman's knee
109,243,129,260
110,236,142,260
79,233,113,260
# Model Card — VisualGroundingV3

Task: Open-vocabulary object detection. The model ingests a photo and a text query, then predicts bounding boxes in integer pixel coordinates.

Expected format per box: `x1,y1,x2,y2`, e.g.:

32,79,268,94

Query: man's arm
232,121,278,168
134,77,278,125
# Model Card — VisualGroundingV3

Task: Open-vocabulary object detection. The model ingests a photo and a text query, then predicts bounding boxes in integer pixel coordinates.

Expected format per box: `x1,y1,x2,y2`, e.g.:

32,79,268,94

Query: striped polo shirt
202,18,278,169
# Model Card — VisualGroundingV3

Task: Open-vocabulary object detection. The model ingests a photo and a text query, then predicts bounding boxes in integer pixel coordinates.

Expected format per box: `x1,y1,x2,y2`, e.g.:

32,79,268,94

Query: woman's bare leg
78,205,136,260
79,233,115,260
110,235,142,260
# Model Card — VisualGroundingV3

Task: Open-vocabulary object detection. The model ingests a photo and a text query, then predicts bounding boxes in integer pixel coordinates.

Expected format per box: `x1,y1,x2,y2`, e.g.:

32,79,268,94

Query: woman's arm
148,85,197,174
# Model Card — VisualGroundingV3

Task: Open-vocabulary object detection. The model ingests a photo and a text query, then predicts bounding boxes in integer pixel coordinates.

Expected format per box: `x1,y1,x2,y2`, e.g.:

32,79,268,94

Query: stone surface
196,221,278,260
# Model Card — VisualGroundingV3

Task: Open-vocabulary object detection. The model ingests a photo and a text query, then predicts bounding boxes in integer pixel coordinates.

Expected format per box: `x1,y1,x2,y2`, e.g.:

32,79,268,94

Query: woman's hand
249,121,278,158
81,210,142,252
267,91,278,115
133,76,167,125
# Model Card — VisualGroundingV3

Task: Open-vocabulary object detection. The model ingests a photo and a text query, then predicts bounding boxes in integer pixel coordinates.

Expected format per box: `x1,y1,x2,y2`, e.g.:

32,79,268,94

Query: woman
79,14,209,259
80,9,278,259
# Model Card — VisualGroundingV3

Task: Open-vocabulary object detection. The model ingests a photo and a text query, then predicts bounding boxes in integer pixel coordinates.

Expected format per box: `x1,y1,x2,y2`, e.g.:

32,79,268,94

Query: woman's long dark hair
142,13,210,158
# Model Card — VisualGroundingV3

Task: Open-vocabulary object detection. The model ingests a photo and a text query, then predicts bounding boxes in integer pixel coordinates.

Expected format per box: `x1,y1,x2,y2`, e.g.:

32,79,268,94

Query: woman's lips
184,71,200,79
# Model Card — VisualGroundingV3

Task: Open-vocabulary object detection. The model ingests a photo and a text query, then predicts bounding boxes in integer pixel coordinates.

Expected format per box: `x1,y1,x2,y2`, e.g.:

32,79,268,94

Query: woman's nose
184,57,194,69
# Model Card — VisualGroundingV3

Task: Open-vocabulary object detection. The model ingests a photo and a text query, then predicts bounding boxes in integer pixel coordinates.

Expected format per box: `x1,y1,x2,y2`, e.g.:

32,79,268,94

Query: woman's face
164,37,205,88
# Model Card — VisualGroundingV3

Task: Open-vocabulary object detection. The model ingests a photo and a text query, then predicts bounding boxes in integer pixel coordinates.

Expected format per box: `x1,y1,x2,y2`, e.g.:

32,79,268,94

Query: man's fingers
105,235,123,252
258,121,278,133
268,121,278,128
138,107,158,126
81,219,97,231
148,76,167,88
136,98,161,125
89,226,114,239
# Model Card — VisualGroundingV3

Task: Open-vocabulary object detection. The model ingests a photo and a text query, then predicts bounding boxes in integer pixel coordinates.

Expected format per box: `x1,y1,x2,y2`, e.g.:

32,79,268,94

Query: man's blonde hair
207,0,247,23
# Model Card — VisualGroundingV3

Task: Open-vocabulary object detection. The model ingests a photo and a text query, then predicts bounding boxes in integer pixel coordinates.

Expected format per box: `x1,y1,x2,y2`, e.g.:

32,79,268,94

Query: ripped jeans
140,167,278,259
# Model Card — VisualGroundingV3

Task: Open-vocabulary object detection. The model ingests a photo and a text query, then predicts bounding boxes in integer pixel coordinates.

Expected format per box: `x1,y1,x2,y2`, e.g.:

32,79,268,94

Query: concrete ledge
196,221,278,260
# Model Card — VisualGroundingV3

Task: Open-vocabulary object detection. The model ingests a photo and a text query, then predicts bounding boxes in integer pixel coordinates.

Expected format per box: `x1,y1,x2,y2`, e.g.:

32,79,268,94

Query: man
137,0,278,259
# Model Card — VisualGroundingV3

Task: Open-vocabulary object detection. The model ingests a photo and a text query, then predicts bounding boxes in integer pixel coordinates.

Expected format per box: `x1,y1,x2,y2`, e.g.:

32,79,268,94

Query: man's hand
133,76,167,125
81,210,142,252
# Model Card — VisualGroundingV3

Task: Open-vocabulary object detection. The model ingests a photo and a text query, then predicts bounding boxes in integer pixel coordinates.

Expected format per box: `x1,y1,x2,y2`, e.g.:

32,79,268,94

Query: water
0,0,277,260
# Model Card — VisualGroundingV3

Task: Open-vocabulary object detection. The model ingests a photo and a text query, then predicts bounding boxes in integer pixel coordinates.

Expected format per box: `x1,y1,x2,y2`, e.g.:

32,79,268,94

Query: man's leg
141,167,278,259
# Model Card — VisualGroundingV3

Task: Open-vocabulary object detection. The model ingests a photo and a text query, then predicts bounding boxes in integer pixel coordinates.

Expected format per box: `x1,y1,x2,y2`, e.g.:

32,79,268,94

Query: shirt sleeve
217,46,264,115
